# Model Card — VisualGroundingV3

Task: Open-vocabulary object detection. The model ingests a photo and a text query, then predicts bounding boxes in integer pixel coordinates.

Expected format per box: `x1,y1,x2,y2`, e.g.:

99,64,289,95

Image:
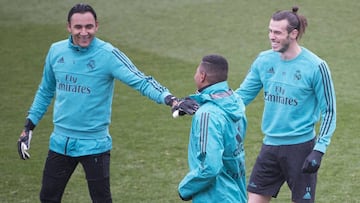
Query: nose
268,32,275,41
80,28,88,35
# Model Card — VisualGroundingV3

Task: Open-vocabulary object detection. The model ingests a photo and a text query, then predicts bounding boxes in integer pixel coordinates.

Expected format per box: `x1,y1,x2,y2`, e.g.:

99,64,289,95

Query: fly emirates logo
57,74,91,94
264,86,298,106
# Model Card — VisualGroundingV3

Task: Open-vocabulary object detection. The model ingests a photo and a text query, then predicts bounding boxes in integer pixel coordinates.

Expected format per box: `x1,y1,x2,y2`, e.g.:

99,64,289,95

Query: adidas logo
248,182,257,188
303,192,311,200
303,187,312,200
57,57,64,63
267,67,275,73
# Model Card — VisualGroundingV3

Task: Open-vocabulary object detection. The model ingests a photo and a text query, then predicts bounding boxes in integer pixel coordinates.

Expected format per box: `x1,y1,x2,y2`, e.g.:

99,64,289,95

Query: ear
95,21,99,31
200,71,206,82
290,29,299,40
67,22,71,33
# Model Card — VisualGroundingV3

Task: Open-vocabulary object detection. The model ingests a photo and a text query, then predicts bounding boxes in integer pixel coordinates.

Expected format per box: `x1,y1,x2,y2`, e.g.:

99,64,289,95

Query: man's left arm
302,61,336,173
313,61,337,154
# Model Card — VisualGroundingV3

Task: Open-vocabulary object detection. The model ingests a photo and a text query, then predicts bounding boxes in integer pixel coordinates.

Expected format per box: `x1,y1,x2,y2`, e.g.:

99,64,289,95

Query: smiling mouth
78,35,90,40
73,35,92,47
76,35,91,43
271,42,279,48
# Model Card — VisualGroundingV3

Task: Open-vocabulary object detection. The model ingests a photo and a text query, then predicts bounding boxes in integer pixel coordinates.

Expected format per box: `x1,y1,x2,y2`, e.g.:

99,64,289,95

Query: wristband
164,95,177,106
24,118,35,131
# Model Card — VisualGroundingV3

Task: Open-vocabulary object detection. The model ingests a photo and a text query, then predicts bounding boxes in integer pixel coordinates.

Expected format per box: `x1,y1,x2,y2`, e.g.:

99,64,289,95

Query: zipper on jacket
64,137,70,155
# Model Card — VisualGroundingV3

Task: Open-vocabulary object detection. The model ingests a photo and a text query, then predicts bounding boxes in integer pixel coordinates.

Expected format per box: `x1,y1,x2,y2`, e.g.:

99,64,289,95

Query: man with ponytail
235,6,336,203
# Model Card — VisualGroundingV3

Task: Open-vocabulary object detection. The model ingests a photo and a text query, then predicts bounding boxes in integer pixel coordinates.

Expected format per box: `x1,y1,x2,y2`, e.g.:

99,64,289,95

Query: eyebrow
73,24,95,27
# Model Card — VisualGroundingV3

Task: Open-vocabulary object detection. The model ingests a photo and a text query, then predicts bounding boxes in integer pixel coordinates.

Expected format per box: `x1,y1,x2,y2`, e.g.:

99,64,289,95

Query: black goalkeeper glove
165,95,199,118
171,97,199,118
17,119,35,160
302,150,324,173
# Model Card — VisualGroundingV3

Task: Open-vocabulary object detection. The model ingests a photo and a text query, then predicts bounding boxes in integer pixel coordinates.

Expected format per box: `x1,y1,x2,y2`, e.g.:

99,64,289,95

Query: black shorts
247,138,317,203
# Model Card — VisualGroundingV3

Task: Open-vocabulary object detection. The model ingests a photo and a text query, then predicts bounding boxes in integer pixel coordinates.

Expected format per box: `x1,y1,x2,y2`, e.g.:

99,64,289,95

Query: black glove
172,97,199,117
17,119,35,160
165,95,178,106
302,150,324,173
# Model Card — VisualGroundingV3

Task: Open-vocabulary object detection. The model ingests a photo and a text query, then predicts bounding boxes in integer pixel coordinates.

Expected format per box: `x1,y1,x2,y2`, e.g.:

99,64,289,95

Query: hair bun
292,6,299,13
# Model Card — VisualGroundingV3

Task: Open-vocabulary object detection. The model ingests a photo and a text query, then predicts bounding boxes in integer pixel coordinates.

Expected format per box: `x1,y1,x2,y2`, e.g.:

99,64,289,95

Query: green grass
1,0,359,202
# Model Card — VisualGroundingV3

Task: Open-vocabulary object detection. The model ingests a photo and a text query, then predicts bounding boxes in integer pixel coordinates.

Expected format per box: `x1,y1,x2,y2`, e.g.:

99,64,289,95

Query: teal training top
27,36,171,156
235,47,336,153
179,81,247,203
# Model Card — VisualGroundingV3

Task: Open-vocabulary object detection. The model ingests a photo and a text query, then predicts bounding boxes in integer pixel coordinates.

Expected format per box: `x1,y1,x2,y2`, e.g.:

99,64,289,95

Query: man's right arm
18,49,56,159
234,64,263,106
27,49,56,124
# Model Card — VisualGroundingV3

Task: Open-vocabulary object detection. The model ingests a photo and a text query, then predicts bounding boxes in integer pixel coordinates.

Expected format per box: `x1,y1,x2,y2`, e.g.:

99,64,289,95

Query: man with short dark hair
178,54,247,203
17,3,198,202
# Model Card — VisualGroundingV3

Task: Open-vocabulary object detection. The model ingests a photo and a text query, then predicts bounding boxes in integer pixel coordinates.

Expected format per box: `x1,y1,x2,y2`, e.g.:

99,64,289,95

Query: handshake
165,95,199,118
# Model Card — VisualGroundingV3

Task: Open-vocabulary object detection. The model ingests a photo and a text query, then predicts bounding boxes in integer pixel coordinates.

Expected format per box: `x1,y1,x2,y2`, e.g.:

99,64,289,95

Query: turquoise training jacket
178,81,247,203
235,47,336,153
27,36,171,156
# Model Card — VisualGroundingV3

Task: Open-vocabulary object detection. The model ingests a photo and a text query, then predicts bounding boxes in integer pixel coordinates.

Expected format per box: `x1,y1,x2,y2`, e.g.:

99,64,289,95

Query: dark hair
200,54,228,84
272,6,308,39
67,3,97,23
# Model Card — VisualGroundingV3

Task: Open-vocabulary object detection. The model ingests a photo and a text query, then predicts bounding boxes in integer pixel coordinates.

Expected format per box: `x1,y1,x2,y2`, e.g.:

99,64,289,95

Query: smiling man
67,11,98,48
235,6,337,203
16,3,198,203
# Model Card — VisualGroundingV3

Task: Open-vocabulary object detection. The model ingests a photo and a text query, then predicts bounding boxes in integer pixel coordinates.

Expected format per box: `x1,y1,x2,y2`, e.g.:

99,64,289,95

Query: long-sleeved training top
235,47,336,153
27,36,171,156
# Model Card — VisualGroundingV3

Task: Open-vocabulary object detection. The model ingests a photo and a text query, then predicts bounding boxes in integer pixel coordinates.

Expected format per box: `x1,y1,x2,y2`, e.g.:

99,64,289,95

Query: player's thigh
282,139,316,203
80,151,112,202
80,151,111,181
248,192,271,203
42,150,78,179
283,138,315,184
40,151,78,201
247,144,285,197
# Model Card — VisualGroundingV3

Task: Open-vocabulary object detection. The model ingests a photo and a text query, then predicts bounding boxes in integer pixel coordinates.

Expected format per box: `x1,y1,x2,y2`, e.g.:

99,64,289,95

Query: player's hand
302,150,323,173
172,97,199,118
17,130,33,160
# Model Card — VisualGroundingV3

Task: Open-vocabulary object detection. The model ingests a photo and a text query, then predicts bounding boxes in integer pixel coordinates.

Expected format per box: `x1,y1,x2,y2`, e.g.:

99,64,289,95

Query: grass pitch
1,0,359,202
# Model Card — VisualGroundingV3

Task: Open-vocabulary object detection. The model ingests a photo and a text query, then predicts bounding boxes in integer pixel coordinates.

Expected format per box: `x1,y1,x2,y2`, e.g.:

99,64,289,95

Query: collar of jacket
191,81,231,104
190,81,245,122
